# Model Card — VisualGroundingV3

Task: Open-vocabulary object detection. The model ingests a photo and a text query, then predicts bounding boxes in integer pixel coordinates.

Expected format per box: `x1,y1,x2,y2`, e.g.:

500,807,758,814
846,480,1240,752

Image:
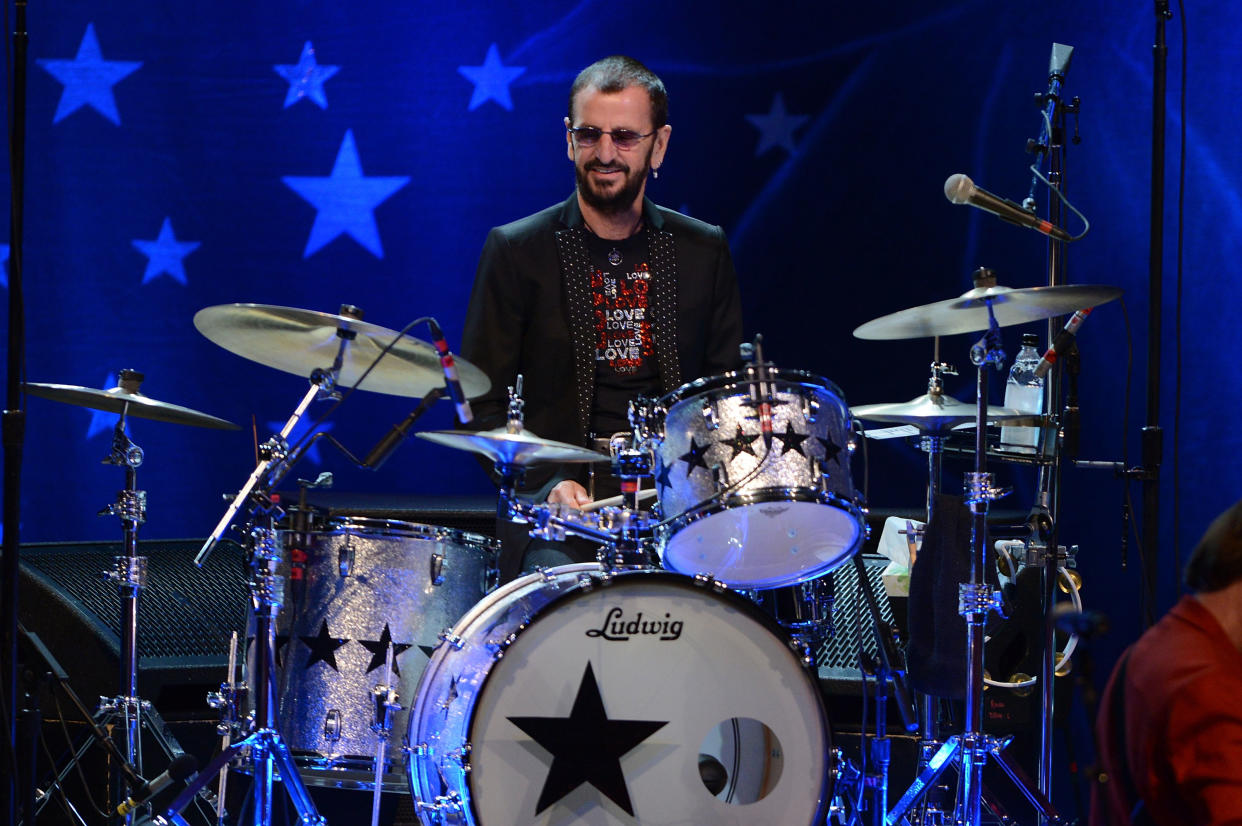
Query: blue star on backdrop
132,218,200,285
37,22,142,125
745,93,809,156
274,41,340,110
458,43,525,111
85,373,122,440
282,129,410,258
0,244,8,288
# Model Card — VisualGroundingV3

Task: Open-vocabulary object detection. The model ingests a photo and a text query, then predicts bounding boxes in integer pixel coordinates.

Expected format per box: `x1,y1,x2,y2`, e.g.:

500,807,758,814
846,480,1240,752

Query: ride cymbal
194,303,490,398
853,283,1122,340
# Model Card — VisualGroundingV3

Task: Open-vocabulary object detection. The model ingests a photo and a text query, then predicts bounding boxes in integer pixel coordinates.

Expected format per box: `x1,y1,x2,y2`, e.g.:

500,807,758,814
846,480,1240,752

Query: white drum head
661,500,861,588
463,573,831,824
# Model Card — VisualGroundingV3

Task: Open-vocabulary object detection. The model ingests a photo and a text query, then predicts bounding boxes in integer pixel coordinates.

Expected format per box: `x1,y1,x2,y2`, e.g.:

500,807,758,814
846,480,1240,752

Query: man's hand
547,479,591,508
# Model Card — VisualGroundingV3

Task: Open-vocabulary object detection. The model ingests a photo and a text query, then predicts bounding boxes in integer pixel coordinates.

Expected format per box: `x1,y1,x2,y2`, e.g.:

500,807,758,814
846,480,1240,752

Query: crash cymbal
416,428,609,466
853,394,1043,432
25,380,239,430
853,284,1122,340
194,303,490,398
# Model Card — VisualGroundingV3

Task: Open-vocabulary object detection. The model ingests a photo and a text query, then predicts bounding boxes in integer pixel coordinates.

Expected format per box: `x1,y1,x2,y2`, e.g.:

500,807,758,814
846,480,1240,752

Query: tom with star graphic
461,55,743,582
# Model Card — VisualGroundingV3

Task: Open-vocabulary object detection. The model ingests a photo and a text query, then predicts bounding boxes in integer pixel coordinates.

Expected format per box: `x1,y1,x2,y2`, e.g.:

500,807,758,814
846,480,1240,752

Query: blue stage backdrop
1,0,1236,813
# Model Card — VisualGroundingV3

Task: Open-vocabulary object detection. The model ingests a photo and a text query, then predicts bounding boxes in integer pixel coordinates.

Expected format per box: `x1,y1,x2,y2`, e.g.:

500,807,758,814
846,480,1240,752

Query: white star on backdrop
282,129,410,258
132,218,200,285
274,41,340,109
37,22,142,125
457,43,525,111
745,93,809,156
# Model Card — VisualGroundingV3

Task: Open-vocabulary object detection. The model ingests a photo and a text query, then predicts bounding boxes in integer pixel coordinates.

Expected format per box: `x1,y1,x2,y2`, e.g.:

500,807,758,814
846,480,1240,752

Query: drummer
461,55,743,580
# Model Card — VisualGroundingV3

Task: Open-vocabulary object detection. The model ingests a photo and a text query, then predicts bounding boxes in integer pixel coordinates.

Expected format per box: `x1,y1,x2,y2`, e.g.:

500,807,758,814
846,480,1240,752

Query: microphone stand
1139,0,1171,629
1034,49,1072,817
2,4,29,822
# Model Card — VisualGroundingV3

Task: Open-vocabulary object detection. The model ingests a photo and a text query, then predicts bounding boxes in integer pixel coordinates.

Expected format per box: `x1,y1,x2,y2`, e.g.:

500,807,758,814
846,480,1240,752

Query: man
1091,499,1242,824
461,56,743,580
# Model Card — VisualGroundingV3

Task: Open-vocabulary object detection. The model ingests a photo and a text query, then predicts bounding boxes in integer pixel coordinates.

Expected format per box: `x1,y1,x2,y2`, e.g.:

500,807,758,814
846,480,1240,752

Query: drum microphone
115,753,197,817
363,387,445,470
427,319,473,424
1033,307,1092,379
944,173,1072,242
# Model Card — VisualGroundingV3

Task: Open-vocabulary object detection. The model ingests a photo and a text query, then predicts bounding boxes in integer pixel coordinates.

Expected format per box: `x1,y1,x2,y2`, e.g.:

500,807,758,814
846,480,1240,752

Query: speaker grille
816,555,899,675
20,539,249,659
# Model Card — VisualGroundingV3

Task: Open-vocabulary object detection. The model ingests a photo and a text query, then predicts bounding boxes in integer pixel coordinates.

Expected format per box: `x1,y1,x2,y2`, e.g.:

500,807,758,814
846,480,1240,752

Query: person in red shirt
1092,499,1242,825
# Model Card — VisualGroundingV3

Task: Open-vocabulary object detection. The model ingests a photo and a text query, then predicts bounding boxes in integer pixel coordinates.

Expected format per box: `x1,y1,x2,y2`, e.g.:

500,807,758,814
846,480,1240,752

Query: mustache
585,160,628,174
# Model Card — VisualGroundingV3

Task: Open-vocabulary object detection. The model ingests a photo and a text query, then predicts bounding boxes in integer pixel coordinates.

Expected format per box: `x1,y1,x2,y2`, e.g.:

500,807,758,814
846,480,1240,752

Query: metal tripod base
156,729,324,826
31,697,218,826
885,733,1060,825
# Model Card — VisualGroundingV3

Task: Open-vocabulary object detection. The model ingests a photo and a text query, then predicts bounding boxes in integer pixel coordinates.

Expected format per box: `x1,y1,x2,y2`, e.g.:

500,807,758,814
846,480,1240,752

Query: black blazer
461,192,743,497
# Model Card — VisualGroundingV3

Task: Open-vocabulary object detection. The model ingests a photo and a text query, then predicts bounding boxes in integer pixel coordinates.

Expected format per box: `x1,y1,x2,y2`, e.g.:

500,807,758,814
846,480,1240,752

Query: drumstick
578,488,657,512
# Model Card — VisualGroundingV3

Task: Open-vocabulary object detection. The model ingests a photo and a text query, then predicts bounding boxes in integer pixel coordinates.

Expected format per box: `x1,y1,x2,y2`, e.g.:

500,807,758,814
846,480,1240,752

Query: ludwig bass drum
406,565,832,825
652,368,865,588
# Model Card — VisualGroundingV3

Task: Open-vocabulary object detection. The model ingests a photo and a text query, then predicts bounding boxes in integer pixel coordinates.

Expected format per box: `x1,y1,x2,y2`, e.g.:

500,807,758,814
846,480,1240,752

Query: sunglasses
567,125,655,151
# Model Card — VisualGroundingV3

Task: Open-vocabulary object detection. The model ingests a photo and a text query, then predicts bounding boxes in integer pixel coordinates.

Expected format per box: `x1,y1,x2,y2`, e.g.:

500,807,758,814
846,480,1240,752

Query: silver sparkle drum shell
653,368,865,588
406,565,832,825
258,517,498,790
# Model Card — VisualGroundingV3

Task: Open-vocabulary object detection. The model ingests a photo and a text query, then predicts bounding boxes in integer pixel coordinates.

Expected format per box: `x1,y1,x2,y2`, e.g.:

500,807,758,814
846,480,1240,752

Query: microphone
116,753,198,816
1033,307,1092,379
427,320,473,424
363,387,445,470
944,173,1072,242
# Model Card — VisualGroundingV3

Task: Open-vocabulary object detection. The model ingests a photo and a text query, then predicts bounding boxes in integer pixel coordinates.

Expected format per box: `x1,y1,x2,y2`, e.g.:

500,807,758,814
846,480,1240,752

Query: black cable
275,315,434,478
1172,0,1186,594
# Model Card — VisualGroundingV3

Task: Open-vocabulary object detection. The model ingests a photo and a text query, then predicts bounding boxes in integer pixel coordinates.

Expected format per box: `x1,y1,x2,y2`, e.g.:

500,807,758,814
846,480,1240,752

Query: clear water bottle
1000,332,1044,450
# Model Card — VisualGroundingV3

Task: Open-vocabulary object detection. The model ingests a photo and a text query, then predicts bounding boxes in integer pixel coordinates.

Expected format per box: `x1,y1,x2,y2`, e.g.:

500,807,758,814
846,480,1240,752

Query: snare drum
652,369,865,588
407,565,832,825
260,517,498,790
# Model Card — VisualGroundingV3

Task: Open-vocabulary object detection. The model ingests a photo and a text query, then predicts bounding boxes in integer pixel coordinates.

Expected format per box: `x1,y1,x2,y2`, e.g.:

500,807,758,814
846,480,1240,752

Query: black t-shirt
583,227,662,437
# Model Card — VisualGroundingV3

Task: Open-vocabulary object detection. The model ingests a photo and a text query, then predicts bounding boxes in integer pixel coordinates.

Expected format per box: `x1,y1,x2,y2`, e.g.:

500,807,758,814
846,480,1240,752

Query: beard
574,144,653,215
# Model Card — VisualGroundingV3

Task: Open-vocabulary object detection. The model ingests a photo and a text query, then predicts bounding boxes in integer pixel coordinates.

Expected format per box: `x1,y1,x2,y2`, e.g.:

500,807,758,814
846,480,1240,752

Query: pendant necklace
584,215,643,267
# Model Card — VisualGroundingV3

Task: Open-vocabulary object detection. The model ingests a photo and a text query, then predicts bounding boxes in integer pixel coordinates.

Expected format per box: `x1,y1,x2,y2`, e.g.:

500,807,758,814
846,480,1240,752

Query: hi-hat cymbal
194,303,490,399
417,428,609,466
25,382,239,430
853,394,1043,432
853,284,1122,340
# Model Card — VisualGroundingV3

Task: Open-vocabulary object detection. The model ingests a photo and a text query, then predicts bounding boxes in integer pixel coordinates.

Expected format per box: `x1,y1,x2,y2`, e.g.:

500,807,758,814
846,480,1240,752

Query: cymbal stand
166,368,348,826
886,300,1059,825
914,351,953,823
30,371,217,825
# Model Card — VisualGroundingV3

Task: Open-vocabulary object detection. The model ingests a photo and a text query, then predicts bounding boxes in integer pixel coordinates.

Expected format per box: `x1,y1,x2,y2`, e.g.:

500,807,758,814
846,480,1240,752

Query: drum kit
22,268,1119,826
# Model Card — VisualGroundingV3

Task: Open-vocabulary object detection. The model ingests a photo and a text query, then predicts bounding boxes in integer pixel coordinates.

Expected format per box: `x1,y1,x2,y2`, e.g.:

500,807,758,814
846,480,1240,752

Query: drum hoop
658,490,866,586
662,489,865,536
460,568,833,819
659,367,847,408
322,515,500,551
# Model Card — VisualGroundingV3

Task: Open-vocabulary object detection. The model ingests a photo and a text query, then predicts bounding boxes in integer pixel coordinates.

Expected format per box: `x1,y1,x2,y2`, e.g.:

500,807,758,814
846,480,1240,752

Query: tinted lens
611,129,642,149
572,126,602,146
